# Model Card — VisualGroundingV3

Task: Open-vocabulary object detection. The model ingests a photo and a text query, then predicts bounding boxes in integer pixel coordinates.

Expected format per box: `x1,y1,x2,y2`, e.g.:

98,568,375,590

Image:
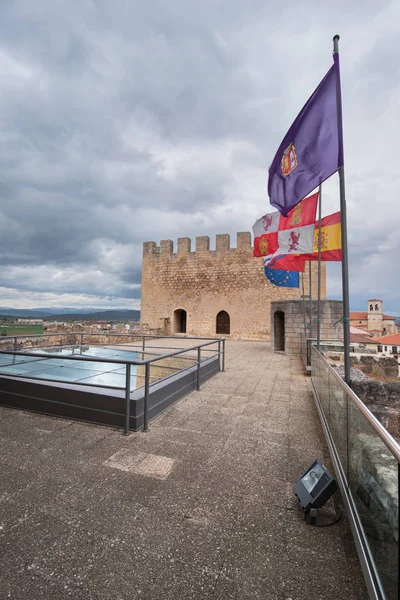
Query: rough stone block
143,241,157,256
177,237,191,254
237,232,251,249
195,236,210,252
216,234,230,252
160,240,173,254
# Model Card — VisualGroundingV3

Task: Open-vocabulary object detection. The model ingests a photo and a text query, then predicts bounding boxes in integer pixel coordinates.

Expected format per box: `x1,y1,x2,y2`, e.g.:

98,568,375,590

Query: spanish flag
305,211,342,262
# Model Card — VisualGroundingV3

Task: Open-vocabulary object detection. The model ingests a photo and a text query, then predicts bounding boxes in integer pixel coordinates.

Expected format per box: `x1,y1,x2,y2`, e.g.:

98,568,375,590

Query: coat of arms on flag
281,143,298,177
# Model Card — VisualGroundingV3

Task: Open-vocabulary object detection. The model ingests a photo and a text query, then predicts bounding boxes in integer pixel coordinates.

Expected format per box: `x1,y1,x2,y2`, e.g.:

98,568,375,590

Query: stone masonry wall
351,378,400,440
270,299,343,355
141,233,326,341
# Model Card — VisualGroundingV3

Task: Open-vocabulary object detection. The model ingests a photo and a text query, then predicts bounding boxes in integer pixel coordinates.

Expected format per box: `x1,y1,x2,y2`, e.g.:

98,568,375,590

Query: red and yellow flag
304,211,342,261
278,192,319,231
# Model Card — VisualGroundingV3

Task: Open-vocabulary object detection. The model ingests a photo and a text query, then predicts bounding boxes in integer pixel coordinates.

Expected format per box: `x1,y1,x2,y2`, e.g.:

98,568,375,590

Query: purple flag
268,56,341,217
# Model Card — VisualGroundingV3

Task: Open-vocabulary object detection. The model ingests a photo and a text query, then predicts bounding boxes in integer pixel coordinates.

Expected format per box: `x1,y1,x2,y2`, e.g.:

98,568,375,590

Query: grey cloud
0,0,399,310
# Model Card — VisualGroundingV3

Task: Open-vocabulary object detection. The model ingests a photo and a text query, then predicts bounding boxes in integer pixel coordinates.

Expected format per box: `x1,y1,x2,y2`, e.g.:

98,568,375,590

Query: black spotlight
295,459,337,524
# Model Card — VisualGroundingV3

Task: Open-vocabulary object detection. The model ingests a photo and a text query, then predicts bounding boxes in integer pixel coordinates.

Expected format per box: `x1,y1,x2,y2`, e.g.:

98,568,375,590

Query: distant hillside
0,308,140,321
49,310,140,321
0,308,50,318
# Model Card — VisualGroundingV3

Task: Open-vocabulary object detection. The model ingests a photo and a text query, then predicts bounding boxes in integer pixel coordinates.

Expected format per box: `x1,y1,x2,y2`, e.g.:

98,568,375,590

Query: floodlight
295,459,337,523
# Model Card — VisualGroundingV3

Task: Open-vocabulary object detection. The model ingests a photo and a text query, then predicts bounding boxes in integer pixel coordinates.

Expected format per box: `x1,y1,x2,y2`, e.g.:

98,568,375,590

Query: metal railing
0,333,226,434
300,335,355,370
310,342,399,600
0,330,226,353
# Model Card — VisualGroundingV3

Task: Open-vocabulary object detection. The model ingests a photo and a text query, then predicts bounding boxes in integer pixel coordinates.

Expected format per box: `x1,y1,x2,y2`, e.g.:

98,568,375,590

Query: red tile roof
350,334,374,344
374,333,400,345
350,312,367,320
350,312,396,321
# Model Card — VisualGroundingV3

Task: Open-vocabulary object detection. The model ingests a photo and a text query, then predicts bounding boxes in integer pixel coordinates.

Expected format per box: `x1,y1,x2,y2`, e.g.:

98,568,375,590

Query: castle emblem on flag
281,143,298,177
259,236,269,255
288,231,300,252
290,203,303,226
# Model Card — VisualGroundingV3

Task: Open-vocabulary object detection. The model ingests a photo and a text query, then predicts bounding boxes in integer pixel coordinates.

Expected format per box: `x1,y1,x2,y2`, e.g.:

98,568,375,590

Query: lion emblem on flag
262,215,273,232
288,231,300,252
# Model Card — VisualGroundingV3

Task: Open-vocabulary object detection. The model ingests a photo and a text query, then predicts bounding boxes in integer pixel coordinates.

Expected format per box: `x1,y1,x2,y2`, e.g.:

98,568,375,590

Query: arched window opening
216,311,230,335
173,309,187,334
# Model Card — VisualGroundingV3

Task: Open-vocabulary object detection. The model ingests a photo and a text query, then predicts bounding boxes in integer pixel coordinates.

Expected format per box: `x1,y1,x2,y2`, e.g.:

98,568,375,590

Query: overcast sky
1,0,399,314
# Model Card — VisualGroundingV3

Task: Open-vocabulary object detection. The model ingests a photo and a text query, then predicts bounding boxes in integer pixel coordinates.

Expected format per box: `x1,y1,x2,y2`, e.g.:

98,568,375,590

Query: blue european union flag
264,266,299,288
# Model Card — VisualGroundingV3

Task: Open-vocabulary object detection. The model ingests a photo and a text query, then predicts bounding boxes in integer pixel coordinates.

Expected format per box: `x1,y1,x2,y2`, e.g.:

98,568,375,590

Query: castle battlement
141,230,327,340
143,232,252,257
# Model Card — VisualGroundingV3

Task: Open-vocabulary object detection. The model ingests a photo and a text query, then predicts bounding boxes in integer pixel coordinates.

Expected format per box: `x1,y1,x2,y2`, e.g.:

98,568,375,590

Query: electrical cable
304,508,343,527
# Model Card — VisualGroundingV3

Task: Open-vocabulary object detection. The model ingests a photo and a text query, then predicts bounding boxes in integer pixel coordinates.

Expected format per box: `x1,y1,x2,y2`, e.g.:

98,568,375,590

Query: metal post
217,340,221,371
142,336,145,353
301,273,307,338
333,35,351,386
308,260,313,340
123,363,131,436
317,184,322,350
143,363,150,432
196,346,201,390
222,339,225,372
14,337,17,351
80,333,83,346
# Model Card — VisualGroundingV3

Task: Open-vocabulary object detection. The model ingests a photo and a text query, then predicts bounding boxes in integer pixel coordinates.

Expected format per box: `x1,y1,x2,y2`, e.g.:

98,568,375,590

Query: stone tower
367,299,383,332
140,232,326,340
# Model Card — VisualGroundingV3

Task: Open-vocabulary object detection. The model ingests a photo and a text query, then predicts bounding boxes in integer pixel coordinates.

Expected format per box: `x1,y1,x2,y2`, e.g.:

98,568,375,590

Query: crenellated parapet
141,229,327,341
142,232,252,257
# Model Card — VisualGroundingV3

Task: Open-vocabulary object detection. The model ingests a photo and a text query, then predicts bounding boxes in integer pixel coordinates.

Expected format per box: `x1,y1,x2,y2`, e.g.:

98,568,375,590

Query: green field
0,325,44,336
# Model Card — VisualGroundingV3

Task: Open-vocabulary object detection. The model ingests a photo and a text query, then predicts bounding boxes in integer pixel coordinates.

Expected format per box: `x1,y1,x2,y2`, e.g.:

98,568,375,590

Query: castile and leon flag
252,192,318,258
265,211,342,272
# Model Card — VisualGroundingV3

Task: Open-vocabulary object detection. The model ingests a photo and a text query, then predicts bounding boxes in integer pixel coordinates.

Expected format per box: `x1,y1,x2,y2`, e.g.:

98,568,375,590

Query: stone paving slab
0,340,368,599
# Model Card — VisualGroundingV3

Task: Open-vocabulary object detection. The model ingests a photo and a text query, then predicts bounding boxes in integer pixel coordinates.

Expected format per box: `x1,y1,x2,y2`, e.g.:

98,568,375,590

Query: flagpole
333,35,351,386
301,271,308,360
308,261,312,340
317,184,322,350
301,272,307,336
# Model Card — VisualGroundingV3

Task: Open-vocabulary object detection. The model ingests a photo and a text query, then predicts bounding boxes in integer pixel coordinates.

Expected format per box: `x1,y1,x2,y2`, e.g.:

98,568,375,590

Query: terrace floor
0,340,368,599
